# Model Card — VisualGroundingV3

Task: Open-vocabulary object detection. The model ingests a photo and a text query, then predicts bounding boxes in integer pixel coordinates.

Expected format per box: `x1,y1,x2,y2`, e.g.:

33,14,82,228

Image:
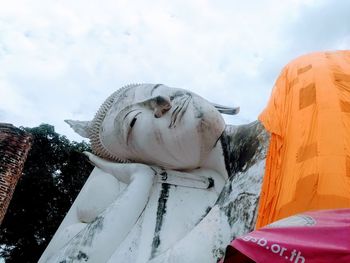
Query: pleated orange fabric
256,50,350,228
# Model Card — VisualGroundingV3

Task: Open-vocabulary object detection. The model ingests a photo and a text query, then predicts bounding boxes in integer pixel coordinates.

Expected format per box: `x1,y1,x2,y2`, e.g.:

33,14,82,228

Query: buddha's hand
83,151,156,184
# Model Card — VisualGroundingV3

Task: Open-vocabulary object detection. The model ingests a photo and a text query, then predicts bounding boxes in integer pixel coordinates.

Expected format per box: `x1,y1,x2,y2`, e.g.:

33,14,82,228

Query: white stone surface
40,84,268,263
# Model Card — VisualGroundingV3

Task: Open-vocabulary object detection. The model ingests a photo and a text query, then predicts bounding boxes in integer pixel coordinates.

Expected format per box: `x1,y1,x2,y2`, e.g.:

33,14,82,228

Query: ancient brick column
0,123,32,224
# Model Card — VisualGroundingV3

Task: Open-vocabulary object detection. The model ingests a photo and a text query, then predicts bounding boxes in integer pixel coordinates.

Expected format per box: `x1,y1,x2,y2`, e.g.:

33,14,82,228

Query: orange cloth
256,50,350,228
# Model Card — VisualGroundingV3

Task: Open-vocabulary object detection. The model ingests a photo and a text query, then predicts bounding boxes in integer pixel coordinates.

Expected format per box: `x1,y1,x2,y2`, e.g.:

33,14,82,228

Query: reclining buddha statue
39,83,269,263
40,50,350,263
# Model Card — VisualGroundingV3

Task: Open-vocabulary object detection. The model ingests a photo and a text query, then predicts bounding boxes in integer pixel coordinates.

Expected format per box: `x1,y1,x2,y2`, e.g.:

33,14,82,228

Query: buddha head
66,84,239,170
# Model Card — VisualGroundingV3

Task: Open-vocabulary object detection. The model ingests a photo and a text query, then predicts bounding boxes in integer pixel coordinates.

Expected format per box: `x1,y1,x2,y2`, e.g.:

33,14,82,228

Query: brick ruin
0,123,32,224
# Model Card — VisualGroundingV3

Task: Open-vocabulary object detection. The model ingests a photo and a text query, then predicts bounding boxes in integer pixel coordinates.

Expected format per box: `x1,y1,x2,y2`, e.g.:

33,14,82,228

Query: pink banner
221,209,350,263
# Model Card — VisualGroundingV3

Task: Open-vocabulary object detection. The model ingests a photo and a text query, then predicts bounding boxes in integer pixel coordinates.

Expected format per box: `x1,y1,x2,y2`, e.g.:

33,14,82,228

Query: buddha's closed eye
130,117,137,128
127,112,142,144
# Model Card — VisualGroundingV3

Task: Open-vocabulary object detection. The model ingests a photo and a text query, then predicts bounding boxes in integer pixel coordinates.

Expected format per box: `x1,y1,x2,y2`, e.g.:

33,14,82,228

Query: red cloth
220,209,350,263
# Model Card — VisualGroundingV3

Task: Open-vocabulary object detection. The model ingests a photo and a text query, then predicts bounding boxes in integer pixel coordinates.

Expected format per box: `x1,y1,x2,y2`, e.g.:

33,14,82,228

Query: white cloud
282,0,350,53
0,0,348,141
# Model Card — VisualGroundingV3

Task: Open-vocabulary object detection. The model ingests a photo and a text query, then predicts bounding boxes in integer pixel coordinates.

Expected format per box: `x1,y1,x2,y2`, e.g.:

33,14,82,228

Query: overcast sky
0,0,349,141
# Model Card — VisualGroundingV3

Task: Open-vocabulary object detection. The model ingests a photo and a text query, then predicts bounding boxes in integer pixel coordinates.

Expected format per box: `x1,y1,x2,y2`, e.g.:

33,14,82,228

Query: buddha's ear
64,120,91,138
211,103,240,115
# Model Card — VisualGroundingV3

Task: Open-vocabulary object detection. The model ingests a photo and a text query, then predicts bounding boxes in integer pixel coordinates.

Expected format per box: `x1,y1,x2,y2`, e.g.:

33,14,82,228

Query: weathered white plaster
40,84,268,263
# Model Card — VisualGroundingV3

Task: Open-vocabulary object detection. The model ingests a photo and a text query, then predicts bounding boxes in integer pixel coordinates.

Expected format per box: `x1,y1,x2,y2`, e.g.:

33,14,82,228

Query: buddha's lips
169,95,192,128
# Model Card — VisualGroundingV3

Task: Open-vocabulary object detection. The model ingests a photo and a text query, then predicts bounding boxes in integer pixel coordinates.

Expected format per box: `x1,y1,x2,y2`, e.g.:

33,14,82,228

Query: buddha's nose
152,96,172,118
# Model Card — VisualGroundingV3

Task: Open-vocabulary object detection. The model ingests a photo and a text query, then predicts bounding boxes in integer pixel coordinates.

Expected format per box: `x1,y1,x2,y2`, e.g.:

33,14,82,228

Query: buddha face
98,84,226,169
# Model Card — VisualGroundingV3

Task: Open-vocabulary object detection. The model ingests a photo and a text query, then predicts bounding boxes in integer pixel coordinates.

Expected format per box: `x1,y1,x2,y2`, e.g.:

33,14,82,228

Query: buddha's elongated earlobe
65,84,140,162
211,103,240,115
64,120,91,138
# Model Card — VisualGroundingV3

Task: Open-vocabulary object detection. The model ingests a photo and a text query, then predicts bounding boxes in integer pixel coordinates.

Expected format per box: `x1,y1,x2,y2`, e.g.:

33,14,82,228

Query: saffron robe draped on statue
256,50,350,228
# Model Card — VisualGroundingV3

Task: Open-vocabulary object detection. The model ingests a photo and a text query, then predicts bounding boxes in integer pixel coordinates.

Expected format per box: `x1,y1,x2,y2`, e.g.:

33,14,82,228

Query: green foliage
0,124,93,263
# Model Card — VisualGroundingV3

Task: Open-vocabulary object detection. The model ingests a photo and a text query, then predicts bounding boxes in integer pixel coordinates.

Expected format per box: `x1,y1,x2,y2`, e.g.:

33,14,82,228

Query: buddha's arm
83,152,156,183
39,168,122,263
42,155,156,263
